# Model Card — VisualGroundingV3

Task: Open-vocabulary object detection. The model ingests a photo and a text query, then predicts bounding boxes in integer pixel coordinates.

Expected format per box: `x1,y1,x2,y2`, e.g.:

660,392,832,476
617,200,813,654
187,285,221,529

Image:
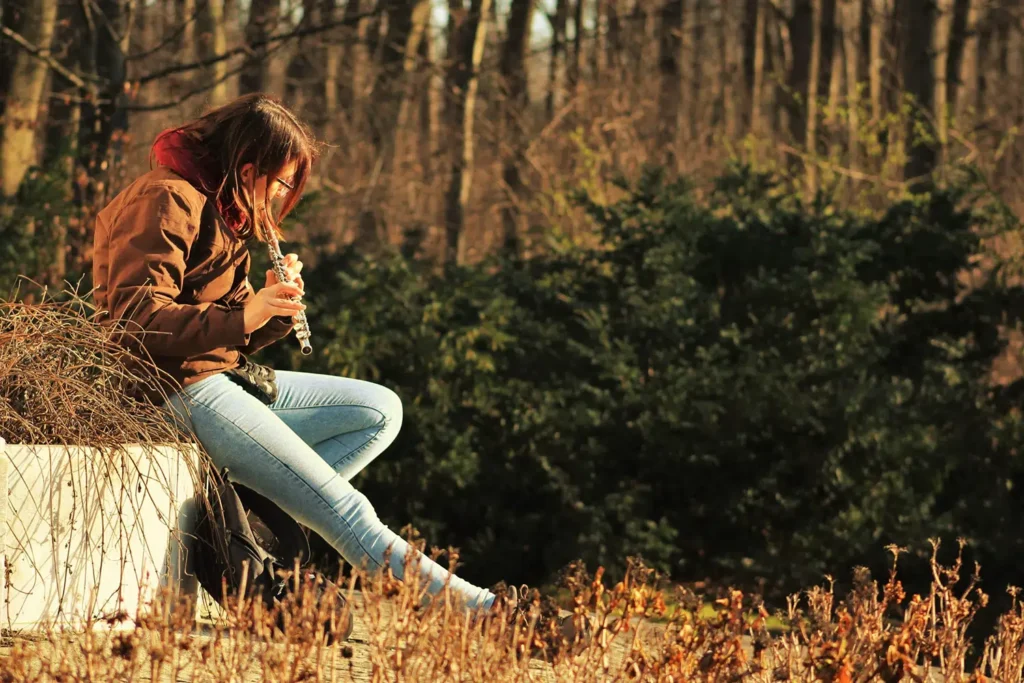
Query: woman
92,94,587,649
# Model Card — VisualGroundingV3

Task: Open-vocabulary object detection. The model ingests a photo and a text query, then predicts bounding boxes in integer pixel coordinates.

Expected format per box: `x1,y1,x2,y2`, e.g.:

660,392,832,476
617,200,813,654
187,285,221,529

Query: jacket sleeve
226,249,296,355
104,183,249,357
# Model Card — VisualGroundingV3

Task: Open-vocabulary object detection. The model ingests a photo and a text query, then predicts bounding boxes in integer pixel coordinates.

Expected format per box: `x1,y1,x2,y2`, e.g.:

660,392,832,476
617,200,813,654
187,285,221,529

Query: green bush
0,151,89,299
254,164,1024,602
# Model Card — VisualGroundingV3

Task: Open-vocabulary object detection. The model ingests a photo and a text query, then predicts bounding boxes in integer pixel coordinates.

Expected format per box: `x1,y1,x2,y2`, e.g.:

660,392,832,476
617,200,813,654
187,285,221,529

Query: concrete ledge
0,438,199,632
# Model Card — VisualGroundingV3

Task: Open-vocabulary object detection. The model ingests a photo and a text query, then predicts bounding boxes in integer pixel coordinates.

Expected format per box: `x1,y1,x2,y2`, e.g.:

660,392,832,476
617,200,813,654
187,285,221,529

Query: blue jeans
160,370,496,611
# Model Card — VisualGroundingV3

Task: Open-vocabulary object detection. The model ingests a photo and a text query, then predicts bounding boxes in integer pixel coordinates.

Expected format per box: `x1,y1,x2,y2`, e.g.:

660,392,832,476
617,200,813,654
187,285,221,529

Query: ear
240,163,255,185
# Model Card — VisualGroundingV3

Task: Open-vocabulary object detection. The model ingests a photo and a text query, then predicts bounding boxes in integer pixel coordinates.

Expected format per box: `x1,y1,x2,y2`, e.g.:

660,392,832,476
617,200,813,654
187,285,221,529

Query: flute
261,224,312,356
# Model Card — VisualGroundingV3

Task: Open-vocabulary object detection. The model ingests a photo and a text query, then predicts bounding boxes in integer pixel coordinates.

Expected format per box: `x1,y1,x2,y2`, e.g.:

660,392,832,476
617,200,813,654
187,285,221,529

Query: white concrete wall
0,438,200,632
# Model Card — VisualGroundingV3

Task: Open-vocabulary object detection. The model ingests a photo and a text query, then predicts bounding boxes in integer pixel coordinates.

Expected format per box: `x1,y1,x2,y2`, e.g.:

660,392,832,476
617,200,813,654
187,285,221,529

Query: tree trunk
687,0,704,141
765,0,784,136
413,15,435,236
749,0,766,135
840,0,861,172
933,0,955,148
75,0,99,198
742,0,757,114
443,0,493,266
1006,15,1023,95
857,0,870,83
0,0,59,197
976,6,993,116
498,0,536,258
391,0,432,146
568,0,584,94
417,24,434,181
657,0,683,167
868,0,888,122
547,0,569,118
787,0,813,146
180,0,196,61
898,0,937,182
805,0,822,196
284,0,322,116
222,0,240,96
589,0,601,79
196,0,231,106
240,0,280,94
816,0,837,106
626,2,647,84
77,0,135,206
322,0,341,130
339,0,364,112
826,25,842,125
0,2,21,108
955,0,979,120
605,0,622,72
43,0,81,170
717,0,741,138
354,0,431,250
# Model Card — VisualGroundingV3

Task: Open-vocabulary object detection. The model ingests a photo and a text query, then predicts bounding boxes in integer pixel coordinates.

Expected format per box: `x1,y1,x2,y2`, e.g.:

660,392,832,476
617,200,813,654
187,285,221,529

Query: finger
269,301,306,315
271,282,304,296
294,275,304,291
271,294,305,305
285,253,299,265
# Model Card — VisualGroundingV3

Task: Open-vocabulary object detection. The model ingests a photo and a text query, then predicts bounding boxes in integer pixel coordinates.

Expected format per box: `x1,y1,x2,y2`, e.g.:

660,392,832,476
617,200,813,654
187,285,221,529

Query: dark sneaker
490,583,593,658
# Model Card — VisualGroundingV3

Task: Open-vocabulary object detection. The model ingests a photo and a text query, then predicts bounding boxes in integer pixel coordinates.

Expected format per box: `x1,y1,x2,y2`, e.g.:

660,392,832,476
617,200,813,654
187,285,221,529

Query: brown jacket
92,166,294,404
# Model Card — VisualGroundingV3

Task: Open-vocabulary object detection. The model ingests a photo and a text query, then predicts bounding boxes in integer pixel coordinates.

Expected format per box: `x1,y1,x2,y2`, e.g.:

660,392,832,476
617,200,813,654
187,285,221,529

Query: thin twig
0,26,97,90
776,142,908,189
123,39,289,113
133,8,384,86
124,0,210,62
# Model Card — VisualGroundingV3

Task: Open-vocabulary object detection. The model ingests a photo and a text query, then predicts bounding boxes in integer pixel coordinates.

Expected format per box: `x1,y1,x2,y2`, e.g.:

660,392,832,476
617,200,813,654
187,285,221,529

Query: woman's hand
265,253,304,293
243,281,306,334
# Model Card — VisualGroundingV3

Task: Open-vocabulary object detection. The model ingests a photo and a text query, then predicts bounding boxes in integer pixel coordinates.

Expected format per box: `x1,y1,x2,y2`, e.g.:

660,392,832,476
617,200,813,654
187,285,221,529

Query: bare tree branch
85,0,126,46
125,0,210,62
123,41,289,112
133,7,383,86
0,25,98,90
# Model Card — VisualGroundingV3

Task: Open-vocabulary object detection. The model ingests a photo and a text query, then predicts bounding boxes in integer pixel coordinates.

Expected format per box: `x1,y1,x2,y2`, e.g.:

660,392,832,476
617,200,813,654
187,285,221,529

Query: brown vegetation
3,536,1024,681
0,284,185,446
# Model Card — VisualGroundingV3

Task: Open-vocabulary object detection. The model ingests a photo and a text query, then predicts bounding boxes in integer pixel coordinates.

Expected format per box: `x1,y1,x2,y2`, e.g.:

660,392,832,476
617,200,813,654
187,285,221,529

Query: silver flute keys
262,225,312,355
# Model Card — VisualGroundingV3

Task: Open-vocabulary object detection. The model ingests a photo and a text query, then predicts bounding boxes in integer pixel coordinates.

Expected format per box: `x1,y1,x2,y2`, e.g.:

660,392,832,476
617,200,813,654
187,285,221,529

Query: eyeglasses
274,176,295,198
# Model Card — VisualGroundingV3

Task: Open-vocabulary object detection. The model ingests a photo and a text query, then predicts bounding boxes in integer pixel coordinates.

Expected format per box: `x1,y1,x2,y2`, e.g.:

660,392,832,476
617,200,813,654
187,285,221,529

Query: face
240,159,299,208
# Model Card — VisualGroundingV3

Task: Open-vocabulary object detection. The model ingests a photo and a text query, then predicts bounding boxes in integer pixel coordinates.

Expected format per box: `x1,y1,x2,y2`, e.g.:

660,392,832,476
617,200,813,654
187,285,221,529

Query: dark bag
224,354,279,404
192,467,353,642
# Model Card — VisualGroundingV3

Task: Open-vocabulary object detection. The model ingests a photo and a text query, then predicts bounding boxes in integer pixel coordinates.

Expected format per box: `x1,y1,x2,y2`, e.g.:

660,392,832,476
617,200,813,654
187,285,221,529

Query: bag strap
234,483,312,570
199,467,234,569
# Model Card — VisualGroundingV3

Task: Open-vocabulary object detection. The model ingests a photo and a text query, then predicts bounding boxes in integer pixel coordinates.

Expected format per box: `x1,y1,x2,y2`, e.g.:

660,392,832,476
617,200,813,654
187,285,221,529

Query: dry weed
1,536,1022,681
0,282,193,448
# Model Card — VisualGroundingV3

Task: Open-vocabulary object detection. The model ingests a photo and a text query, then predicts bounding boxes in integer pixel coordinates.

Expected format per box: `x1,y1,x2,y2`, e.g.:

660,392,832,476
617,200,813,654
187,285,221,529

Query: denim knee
375,385,403,432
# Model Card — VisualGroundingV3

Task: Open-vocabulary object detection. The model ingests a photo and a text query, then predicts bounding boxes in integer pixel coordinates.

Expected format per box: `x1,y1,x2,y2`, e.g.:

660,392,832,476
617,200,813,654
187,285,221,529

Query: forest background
5,0,1024,641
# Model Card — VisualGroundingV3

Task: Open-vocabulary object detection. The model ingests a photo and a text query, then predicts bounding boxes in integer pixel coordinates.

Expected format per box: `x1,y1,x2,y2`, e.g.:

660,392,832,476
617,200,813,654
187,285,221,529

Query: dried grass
2,539,1024,681
0,282,193,449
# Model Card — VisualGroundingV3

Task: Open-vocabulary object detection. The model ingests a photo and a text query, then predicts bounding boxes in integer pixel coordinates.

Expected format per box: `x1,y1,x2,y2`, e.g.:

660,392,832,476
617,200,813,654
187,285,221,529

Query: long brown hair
154,93,320,242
